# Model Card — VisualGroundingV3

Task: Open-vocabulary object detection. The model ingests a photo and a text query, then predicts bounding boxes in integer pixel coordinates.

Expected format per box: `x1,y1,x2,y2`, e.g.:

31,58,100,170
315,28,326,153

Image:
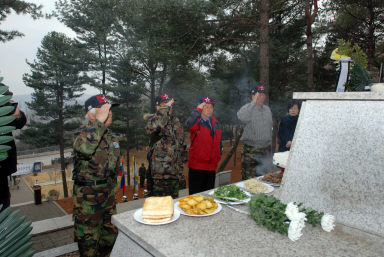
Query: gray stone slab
110,233,155,257
280,98,384,237
32,214,73,235
293,91,384,100
34,242,78,257
111,189,384,257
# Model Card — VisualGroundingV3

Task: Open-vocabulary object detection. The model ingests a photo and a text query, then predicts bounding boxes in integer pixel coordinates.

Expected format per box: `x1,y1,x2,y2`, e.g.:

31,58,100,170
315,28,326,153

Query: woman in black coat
278,101,299,152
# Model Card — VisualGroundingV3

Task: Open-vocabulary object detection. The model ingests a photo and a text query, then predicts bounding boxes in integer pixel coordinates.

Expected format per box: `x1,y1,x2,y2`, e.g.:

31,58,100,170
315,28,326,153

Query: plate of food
208,184,251,205
134,208,180,225
176,195,222,217
134,196,180,225
257,172,283,187
236,179,274,194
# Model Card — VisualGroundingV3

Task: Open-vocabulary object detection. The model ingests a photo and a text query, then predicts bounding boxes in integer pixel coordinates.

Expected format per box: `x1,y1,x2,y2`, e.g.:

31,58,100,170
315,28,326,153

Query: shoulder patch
113,141,120,149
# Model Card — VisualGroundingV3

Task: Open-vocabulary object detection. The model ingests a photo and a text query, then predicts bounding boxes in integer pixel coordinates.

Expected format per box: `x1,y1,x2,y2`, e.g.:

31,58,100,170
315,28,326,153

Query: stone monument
279,92,384,237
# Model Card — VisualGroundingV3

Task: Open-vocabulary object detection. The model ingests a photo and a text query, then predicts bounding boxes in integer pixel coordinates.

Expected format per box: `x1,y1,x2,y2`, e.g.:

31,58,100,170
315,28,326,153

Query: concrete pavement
10,175,34,204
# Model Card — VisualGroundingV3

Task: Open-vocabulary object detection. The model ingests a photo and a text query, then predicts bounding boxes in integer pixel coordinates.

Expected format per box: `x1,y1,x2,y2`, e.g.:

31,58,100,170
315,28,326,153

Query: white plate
133,208,180,225
256,176,281,187
208,189,252,205
236,180,274,194
175,202,222,217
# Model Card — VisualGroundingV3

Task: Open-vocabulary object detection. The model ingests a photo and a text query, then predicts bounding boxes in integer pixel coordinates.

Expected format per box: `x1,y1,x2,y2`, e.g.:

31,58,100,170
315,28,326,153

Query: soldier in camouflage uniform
237,85,273,180
72,95,120,257
145,93,186,198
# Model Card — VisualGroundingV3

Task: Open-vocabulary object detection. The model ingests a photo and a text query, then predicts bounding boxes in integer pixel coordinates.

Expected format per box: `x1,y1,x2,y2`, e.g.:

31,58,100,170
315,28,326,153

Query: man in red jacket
185,97,222,195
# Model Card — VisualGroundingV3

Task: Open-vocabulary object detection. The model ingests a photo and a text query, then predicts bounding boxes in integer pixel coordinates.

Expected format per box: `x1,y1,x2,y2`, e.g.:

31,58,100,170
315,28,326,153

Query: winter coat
278,115,298,152
185,108,222,171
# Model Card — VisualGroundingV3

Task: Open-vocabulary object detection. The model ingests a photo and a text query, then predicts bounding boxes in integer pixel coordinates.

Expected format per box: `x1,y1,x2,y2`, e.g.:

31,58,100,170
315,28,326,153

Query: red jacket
185,108,222,171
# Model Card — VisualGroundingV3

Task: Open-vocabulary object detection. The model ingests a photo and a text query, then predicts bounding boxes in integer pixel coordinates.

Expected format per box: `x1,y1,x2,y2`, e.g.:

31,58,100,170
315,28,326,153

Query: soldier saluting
145,93,186,198
72,94,120,257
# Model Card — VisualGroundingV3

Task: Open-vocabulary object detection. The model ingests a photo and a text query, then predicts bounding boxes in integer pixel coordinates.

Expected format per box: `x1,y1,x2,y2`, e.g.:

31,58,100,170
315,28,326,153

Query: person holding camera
0,83,27,212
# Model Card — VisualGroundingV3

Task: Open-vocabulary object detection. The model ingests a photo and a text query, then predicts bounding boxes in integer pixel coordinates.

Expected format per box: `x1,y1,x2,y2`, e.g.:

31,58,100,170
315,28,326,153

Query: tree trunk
97,43,106,94
159,63,167,94
58,86,68,198
217,127,243,172
259,0,270,104
305,0,318,92
367,0,376,69
150,65,157,113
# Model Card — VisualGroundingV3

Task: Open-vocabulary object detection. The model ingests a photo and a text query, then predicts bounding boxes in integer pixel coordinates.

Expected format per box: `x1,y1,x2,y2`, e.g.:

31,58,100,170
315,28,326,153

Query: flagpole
133,155,139,200
120,155,128,202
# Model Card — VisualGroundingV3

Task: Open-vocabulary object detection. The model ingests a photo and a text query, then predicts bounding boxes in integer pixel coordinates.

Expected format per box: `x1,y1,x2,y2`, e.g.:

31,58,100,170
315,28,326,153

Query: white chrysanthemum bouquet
249,194,335,241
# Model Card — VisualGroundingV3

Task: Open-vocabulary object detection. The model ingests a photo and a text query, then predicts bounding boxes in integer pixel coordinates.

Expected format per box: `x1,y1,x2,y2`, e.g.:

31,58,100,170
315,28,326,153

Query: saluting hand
251,94,257,103
197,102,205,109
165,98,174,107
96,104,111,123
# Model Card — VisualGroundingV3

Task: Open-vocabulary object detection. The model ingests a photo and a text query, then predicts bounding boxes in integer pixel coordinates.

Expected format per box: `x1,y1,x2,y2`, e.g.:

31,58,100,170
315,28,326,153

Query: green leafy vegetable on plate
213,185,248,202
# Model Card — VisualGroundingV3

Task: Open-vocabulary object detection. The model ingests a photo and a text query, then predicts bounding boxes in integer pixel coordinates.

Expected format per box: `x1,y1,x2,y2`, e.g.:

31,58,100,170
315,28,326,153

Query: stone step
33,243,78,257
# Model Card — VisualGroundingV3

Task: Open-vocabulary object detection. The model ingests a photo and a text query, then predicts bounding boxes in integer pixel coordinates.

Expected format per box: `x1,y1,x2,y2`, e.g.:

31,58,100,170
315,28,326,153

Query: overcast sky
0,0,98,96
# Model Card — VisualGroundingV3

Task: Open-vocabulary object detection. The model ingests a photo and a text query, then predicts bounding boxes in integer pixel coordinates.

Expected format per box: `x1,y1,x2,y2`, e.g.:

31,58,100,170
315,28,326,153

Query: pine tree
56,0,119,93
0,1,43,42
23,32,87,198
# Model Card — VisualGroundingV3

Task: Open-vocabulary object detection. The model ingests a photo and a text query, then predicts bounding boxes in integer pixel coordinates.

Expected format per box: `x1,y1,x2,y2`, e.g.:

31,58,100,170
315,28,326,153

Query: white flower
321,214,335,232
288,219,305,241
297,212,307,224
287,211,307,241
285,202,299,221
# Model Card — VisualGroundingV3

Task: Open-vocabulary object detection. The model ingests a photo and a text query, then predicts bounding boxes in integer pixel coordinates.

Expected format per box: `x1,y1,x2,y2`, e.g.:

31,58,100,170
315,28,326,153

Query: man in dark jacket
185,96,222,195
278,101,299,152
0,84,27,212
139,163,146,188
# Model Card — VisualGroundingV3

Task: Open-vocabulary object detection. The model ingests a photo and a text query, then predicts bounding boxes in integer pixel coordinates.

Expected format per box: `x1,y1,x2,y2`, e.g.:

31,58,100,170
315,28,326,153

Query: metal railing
17,146,68,156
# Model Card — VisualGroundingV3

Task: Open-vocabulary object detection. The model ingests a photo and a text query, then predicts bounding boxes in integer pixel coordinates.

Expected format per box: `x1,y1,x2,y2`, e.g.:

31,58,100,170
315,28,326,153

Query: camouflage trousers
178,173,186,190
73,184,118,257
241,144,271,180
152,178,179,198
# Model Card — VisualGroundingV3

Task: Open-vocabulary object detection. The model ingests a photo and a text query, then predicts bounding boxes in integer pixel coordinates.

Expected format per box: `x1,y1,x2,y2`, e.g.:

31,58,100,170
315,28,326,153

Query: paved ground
32,227,74,252
12,201,66,222
10,176,34,204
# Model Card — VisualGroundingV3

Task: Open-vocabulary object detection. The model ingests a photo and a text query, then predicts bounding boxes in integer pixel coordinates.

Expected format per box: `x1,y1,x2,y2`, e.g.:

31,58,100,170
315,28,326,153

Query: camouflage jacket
145,106,186,179
72,119,120,185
